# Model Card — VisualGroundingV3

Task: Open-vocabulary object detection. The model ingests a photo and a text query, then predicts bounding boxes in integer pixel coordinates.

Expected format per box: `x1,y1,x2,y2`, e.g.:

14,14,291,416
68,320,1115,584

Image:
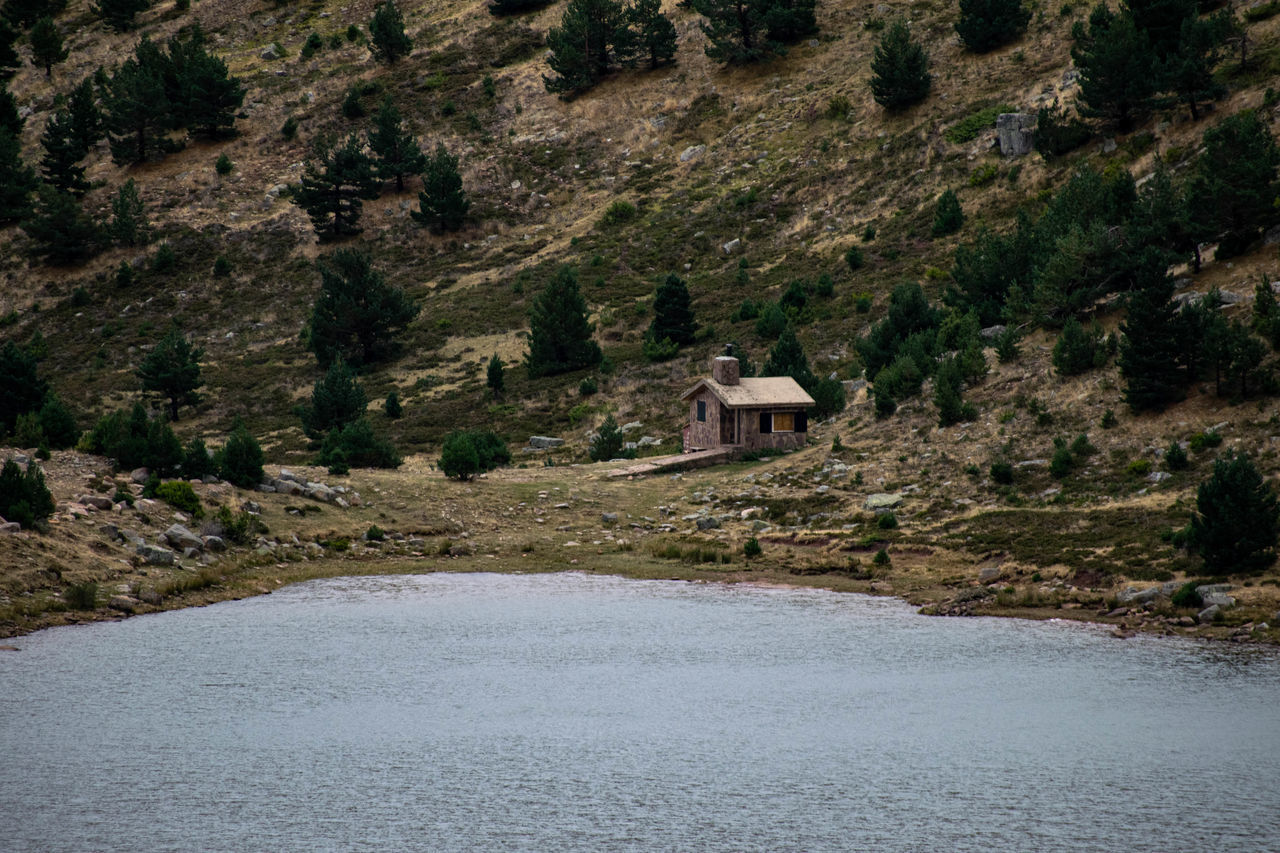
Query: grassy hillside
3,0,1280,640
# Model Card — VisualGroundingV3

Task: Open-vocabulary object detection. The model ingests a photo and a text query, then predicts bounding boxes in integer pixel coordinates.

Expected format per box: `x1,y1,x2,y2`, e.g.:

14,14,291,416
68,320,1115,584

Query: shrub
181,438,214,480
578,377,598,395
754,303,787,338
213,505,266,546
155,480,202,518
601,200,637,225
743,537,762,558
366,524,385,541
945,104,1014,144
1050,445,1074,479
214,153,233,177
64,582,98,610
1189,452,1279,574
1127,459,1152,477
439,429,510,480
281,116,299,140
590,414,633,462
642,335,679,362
1170,582,1203,608
873,548,891,565
1165,442,1189,471
212,255,232,277
877,512,898,529
1189,430,1222,452
1100,408,1118,429
83,404,183,474
317,418,401,469
384,390,402,419
845,246,865,271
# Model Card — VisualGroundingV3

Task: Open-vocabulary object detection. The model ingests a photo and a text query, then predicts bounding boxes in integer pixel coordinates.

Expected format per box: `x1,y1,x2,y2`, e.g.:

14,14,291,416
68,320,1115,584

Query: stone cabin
680,353,815,453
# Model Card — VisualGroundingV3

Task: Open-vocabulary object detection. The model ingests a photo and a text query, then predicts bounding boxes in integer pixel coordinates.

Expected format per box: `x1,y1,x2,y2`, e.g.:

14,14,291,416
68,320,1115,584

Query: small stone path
606,448,736,478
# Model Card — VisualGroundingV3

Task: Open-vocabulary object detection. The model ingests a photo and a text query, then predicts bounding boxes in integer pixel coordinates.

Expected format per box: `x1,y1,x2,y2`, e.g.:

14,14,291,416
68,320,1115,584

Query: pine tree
691,0,815,65
0,458,55,528
67,77,104,152
216,418,264,489
0,340,47,434
292,133,381,240
0,127,37,223
1123,0,1197,59
0,19,20,81
137,326,203,421
649,273,697,347
543,0,628,94
21,185,101,264
1190,451,1279,575
1160,13,1228,121
368,95,425,193
934,356,976,427
1118,276,1188,412
625,0,677,69
589,413,629,461
368,0,412,64
526,266,602,377
173,33,245,139
870,21,932,109
37,392,78,449
1185,110,1280,259
1070,5,1157,130
955,0,1031,52
300,358,367,438
308,248,419,367
761,325,816,389
412,142,469,232
487,353,505,398
316,417,401,469
39,108,89,197
931,189,964,237
102,38,173,164
108,178,150,246
1052,317,1104,376
0,84,21,136
28,16,65,77
93,0,150,32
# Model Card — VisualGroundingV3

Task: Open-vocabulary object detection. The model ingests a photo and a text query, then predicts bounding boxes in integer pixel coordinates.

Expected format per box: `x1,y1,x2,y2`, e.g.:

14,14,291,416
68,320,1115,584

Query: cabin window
696,400,706,422
772,412,795,432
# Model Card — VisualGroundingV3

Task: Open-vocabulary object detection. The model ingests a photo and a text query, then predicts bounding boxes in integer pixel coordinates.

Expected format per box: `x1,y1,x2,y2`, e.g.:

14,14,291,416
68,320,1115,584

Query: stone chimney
712,348,740,385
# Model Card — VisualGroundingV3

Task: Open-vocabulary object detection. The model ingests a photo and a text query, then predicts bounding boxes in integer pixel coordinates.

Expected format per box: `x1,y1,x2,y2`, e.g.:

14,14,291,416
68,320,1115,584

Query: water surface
2,572,1279,851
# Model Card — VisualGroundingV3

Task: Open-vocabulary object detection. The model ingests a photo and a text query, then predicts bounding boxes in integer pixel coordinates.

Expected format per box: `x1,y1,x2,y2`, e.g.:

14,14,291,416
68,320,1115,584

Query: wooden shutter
759,412,771,434
796,411,808,433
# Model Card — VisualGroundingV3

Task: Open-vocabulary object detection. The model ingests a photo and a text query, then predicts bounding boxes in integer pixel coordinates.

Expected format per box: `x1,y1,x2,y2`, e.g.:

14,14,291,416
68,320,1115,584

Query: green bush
1170,581,1203,608
601,200,637,225
873,548,890,565
945,104,1014,144
1050,445,1074,479
214,506,266,546
64,582,98,610
877,512,898,529
642,335,679,362
743,537,762,558
845,246,865,271
82,404,183,474
155,480,202,517
0,458,55,529
1165,442,1189,471
366,524,385,541
590,414,633,462
439,429,510,480
578,377,598,395
217,420,265,488
1189,430,1222,452
384,391,402,419
1127,459,1152,477
317,418,401,470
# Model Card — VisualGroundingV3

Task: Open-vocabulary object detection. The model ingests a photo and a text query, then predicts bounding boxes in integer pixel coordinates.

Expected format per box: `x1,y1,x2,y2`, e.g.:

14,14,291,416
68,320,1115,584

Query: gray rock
996,113,1035,156
130,467,150,485
978,566,1002,584
1147,471,1172,483
0,521,20,533
679,144,705,162
696,516,722,530
1101,137,1117,153
201,474,219,484
1197,604,1221,624
864,493,903,510
843,378,868,396
722,238,741,254
260,43,282,60
620,421,643,433
202,535,226,552
164,524,203,551
137,544,175,566
980,324,1007,340
601,512,619,524
637,436,662,447
277,468,302,483
77,494,113,510
1118,586,1163,605
306,484,335,503
528,436,565,449
242,501,262,515
274,478,303,496
99,523,120,541
108,596,138,613
256,484,277,493
1200,591,1236,608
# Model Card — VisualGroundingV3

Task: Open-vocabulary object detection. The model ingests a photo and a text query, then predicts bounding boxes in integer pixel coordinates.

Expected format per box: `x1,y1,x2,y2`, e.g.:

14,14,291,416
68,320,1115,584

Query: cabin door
720,406,736,445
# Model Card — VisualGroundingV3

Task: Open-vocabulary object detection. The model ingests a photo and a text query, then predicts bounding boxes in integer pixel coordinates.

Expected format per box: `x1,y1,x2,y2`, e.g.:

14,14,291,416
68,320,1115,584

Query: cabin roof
679,376,815,408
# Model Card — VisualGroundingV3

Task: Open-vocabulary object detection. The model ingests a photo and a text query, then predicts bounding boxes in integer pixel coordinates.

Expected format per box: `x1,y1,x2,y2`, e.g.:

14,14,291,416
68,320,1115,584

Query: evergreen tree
0,127,37,223
439,429,509,479
108,178,150,246
543,0,629,94
37,392,78,449
870,21,932,109
2,0,68,28
368,0,412,64
412,142,469,232
955,0,1031,52
368,96,425,193
102,38,173,164
1160,12,1227,120
1070,5,1157,130
1123,0,1197,59
589,413,629,461
857,282,941,377
300,358,367,438
0,458,54,529
316,417,401,469
216,418,264,489
931,189,964,237
1052,317,1105,375
526,266,602,377
0,340,46,435
28,16,65,77
39,108,89,196
292,133,381,240
137,326,203,421
1189,451,1278,575
0,19,19,81
649,273,698,347
308,248,419,367
93,0,150,33
180,437,214,480
625,0,677,69
487,353,505,398
21,185,101,264
934,355,976,427
1118,276,1187,412
383,390,402,418
691,0,815,65
172,33,245,139
1186,110,1280,259
67,77,103,151
761,325,816,389
0,83,20,135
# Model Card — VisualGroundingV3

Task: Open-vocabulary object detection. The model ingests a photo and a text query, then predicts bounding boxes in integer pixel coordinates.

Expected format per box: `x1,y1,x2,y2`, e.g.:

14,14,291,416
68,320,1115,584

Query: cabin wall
685,390,721,451
686,397,807,452
740,407,806,451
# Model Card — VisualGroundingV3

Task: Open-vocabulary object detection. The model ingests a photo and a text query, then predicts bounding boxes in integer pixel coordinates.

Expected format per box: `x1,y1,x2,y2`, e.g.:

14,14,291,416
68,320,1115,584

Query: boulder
996,113,1035,156
1118,586,1162,605
277,468,302,483
260,43,282,60
978,566,1002,584
722,238,741,254
620,421,643,433
601,512,619,524
864,493,903,511
528,436,565,449
1197,604,1221,624
274,478,303,496
129,467,150,485
696,516,722,530
0,521,20,534
108,596,138,613
137,544,175,566
637,436,662,447
1200,591,1236,608
164,524,203,551
980,325,1007,340
77,494,113,511
202,535,226,553
679,144,705,162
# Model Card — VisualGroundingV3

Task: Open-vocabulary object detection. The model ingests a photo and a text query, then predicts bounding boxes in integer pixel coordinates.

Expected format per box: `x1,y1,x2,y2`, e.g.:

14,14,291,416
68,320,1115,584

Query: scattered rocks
1118,586,1163,605
620,421,643,433
0,521,20,534
528,436,565,449
163,524,203,551
864,493,903,511
601,512,618,524
696,516,722,530
679,144,705,162
77,494,113,510
1198,604,1221,624
136,544,175,566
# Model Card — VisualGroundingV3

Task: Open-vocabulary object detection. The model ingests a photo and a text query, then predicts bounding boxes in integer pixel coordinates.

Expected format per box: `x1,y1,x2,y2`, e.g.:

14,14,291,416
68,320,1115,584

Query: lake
2,572,1279,852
